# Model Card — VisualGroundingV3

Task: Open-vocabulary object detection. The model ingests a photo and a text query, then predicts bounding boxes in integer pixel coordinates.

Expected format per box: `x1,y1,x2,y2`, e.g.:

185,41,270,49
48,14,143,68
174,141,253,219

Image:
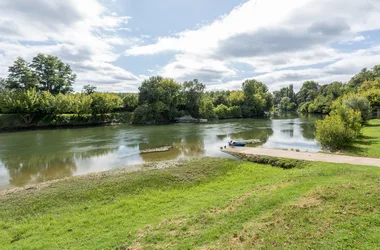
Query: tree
0,88,41,125
123,93,139,112
214,104,229,119
82,85,97,95
199,98,216,119
91,93,123,114
228,91,244,106
213,94,229,107
137,76,182,123
342,95,371,124
315,114,358,151
31,54,76,94
181,79,205,118
296,81,320,105
6,57,38,91
241,79,271,117
0,78,6,93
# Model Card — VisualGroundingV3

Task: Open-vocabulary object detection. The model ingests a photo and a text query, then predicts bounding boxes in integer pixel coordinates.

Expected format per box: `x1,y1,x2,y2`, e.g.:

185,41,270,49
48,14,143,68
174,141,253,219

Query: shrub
315,115,357,151
91,93,123,114
228,106,242,118
199,99,216,119
343,95,371,123
234,153,306,169
214,104,229,119
132,104,154,124
331,105,362,136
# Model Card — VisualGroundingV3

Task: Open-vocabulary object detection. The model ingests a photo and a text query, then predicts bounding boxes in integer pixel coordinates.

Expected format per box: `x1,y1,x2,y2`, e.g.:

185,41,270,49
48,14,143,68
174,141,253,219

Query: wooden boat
228,141,246,147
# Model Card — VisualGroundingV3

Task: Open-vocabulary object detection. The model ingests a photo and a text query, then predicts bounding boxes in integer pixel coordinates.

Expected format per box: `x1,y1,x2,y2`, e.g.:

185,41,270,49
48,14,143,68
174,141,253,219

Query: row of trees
0,55,275,124
314,66,380,151
273,65,380,114
1,54,380,128
132,77,273,123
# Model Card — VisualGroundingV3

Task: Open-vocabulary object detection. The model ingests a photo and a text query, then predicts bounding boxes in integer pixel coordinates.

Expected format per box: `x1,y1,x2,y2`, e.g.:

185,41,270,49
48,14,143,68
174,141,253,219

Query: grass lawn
343,119,380,158
1,158,379,249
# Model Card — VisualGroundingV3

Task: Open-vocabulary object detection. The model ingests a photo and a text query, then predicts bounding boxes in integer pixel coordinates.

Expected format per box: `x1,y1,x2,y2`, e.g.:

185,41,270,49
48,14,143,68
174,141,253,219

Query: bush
199,99,216,119
132,104,154,124
214,104,229,119
228,106,242,118
91,93,123,114
315,115,357,151
343,95,371,124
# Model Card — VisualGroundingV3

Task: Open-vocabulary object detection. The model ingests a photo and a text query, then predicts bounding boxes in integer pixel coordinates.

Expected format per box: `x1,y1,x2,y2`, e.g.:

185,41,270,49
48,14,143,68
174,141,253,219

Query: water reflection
0,116,321,189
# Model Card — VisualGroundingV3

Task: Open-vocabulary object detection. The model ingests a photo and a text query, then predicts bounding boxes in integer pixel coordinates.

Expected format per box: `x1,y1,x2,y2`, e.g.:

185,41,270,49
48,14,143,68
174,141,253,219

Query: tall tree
181,79,205,118
0,78,6,93
31,54,76,94
137,76,182,123
6,57,38,91
82,85,97,95
296,81,320,104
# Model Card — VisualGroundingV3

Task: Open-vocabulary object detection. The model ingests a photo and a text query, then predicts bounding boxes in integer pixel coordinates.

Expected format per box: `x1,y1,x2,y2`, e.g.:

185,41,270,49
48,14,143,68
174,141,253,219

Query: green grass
343,119,380,157
0,158,379,249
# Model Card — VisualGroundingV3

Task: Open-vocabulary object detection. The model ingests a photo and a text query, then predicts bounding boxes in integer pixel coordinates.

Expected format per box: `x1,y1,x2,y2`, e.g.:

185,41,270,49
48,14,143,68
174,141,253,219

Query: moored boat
228,141,246,147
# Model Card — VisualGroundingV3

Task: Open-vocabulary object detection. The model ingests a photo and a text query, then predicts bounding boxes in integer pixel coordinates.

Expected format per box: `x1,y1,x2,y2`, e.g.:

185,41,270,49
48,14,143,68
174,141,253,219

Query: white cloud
124,0,380,90
0,0,142,92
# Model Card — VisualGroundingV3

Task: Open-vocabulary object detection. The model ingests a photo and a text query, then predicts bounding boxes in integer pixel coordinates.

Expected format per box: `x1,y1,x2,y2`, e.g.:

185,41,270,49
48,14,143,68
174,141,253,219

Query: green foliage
335,94,372,124
214,104,229,119
5,57,38,91
237,153,306,169
241,79,272,117
360,89,380,109
4,54,76,94
91,93,123,114
136,76,182,123
82,85,97,95
297,81,320,105
273,84,296,109
279,97,297,111
31,54,76,94
199,98,216,119
228,106,242,118
181,79,205,118
331,105,362,136
132,104,154,124
0,88,40,114
0,78,6,93
228,91,244,106
315,114,357,151
122,93,139,112
346,66,380,91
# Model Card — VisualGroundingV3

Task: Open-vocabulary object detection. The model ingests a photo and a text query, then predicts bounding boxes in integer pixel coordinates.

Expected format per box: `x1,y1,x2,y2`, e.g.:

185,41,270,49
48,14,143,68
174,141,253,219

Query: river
0,114,321,189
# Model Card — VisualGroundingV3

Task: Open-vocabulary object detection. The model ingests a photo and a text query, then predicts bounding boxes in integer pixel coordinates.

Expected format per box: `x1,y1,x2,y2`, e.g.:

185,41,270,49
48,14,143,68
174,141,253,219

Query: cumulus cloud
125,0,380,90
0,0,142,92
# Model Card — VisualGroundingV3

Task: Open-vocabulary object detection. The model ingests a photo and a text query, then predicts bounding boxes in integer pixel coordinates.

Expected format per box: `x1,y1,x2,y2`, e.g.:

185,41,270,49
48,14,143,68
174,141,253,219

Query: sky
0,0,380,92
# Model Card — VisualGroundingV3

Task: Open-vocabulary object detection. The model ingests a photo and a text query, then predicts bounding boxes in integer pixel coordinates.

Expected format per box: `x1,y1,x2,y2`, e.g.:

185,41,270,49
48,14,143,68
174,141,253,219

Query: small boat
228,141,246,147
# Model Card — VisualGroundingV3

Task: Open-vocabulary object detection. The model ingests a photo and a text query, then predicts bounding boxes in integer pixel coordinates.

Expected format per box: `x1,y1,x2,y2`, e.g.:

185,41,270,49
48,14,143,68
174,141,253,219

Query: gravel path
223,147,380,167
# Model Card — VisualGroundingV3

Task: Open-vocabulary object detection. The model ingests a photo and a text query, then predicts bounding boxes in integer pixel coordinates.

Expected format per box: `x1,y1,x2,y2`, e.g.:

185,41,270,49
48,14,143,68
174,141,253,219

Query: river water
0,114,321,189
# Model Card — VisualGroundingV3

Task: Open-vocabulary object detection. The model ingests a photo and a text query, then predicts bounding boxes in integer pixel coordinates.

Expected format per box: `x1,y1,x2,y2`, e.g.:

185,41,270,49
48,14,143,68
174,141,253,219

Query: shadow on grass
365,123,380,128
342,135,379,155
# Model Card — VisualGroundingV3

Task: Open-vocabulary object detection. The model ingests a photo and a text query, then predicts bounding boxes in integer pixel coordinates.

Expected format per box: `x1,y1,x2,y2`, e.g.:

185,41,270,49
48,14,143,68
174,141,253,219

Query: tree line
0,54,379,129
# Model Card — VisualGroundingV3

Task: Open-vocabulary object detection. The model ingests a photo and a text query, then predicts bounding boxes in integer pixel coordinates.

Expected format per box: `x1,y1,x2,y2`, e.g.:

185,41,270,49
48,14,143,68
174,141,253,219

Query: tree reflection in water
0,117,321,189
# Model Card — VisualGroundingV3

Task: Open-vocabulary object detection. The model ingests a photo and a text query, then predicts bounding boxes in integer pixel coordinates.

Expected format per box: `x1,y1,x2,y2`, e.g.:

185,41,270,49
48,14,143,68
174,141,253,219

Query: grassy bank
343,119,380,157
1,158,379,249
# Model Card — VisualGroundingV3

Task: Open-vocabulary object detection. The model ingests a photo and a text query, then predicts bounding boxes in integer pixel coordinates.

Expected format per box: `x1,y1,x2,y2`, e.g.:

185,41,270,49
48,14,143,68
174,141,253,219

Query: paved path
223,147,380,167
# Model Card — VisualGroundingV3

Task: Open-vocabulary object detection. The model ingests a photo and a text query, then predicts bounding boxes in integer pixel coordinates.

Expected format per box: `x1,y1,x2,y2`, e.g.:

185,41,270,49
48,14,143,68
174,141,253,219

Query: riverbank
1,157,379,249
0,113,133,132
342,119,380,158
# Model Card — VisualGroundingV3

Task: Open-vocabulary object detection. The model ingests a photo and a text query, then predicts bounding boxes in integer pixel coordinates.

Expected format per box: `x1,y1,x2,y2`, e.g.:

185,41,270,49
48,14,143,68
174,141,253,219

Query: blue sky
0,0,380,92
